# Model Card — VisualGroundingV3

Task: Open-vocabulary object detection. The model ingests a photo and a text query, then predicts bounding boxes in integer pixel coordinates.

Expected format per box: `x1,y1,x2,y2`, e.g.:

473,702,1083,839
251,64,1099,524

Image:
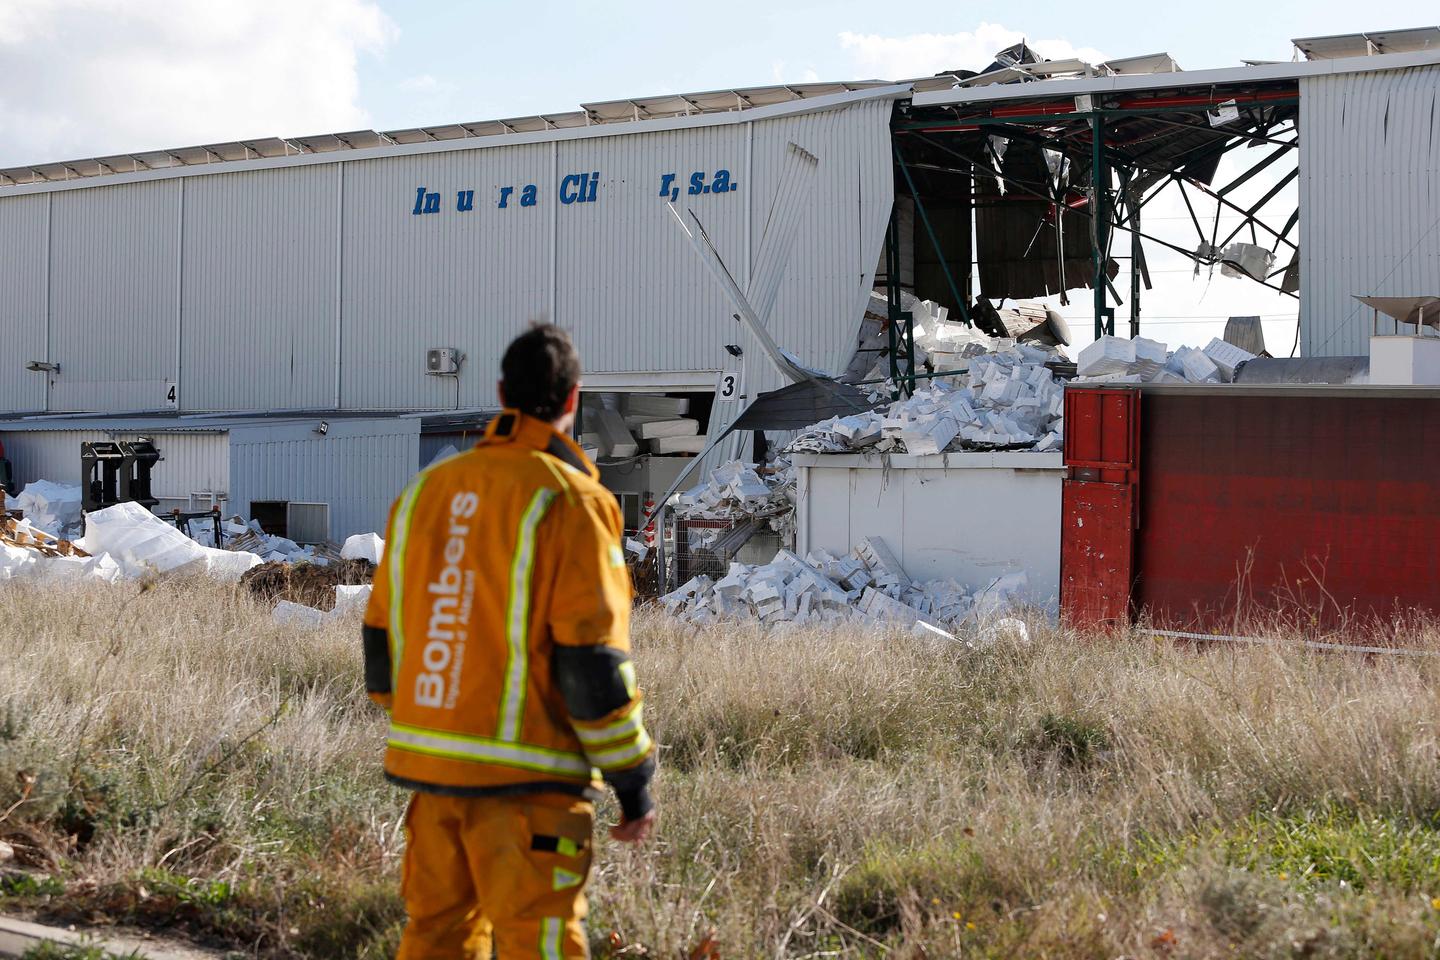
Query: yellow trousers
396,791,594,959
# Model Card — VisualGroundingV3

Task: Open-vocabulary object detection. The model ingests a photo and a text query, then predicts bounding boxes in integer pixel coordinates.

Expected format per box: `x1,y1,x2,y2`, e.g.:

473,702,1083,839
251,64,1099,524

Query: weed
22,942,143,960
1033,712,1111,766
4,582,1440,957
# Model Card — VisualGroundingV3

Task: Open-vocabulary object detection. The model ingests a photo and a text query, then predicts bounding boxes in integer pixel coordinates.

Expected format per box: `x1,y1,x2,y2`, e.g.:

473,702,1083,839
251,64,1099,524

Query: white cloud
839,23,1108,80
400,74,456,94
771,60,822,84
0,0,396,167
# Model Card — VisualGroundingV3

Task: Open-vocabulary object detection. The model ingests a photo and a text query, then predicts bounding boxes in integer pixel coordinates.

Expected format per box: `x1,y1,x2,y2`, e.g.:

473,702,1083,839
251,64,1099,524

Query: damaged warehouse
1,28,1437,556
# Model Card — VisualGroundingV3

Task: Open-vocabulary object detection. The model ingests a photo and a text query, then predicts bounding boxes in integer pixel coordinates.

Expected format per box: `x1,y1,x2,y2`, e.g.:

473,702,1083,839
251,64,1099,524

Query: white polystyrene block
341,532,385,564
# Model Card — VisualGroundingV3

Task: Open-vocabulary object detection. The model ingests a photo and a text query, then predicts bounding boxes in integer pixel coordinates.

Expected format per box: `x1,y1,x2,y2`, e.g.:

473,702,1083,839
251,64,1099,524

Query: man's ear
497,381,507,407
563,383,581,415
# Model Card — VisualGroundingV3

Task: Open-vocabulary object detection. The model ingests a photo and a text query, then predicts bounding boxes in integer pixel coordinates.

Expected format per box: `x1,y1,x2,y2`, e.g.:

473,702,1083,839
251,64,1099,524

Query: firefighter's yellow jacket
362,410,654,819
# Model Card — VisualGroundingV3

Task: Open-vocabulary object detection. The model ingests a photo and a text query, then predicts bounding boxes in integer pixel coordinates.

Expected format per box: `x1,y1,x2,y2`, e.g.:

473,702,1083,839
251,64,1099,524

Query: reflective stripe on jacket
363,409,652,794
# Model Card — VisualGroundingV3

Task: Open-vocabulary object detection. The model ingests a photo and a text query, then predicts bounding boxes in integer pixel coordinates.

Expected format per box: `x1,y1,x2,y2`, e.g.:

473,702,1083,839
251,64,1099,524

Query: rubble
790,341,1065,455
1075,334,1257,385
1,514,120,584
0,482,384,586
672,459,796,524
659,535,1027,634
223,520,339,564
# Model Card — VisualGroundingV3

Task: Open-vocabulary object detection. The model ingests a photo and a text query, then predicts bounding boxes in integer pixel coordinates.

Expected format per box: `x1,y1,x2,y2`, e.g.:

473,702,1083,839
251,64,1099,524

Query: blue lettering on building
412,186,442,215
410,166,737,216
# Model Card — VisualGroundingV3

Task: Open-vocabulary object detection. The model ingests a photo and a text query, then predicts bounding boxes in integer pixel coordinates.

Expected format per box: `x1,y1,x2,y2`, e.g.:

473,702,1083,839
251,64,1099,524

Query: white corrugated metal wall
48,181,181,411
182,167,341,410
1300,65,1440,356
0,93,898,415
341,142,553,410
1,429,228,497
0,194,47,412
227,418,420,539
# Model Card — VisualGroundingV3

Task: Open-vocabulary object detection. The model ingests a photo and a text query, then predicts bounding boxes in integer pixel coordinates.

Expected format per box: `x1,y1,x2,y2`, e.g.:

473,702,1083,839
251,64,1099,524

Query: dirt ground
239,559,374,610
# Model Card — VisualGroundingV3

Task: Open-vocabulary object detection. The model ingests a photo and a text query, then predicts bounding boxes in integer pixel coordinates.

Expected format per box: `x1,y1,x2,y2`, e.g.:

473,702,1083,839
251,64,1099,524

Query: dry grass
3,579,1440,958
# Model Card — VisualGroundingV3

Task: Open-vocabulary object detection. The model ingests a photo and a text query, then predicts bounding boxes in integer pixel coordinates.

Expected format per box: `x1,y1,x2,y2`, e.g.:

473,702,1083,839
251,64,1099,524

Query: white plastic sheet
76,502,261,582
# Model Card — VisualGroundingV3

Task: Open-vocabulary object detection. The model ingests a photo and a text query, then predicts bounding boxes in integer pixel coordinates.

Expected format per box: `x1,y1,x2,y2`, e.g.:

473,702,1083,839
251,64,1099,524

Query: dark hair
500,324,582,420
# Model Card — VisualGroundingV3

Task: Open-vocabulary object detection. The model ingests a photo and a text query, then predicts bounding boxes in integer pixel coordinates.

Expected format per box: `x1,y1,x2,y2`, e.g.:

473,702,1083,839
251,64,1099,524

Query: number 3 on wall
716,364,742,401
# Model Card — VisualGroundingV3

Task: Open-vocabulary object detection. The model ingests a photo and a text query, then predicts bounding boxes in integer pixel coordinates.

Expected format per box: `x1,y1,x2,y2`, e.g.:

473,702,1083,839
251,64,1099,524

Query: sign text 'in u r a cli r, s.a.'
410,169,738,216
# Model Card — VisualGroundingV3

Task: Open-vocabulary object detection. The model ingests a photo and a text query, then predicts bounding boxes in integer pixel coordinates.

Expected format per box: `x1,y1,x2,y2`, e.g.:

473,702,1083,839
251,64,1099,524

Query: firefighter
363,324,656,959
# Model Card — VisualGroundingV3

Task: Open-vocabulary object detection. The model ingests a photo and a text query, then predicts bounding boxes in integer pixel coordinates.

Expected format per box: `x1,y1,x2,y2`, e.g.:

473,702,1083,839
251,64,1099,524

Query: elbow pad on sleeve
363,625,392,695
552,644,635,720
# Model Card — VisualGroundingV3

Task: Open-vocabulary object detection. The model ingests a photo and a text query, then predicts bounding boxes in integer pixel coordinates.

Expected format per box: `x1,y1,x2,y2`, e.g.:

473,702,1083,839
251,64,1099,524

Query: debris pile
790,342,1065,455
672,459,795,522
849,291,1068,385
0,480,389,587
221,521,340,565
660,535,1027,635
244,561,373,611
13,481,83,540
583,395,707,458
1,514,120,583
1076,335,1258,384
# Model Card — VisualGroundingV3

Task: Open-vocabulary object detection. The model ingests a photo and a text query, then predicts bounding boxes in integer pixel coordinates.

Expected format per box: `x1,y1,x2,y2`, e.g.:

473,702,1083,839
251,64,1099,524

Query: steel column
883,207,916,398
1091,114,1112,339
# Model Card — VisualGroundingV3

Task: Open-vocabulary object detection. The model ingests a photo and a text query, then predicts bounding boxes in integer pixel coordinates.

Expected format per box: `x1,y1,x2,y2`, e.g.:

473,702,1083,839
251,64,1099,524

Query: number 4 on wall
164,382,178,408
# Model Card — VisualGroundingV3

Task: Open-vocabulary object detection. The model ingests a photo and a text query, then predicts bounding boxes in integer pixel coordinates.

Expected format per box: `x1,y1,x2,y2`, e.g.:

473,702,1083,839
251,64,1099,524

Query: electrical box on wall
426,348,464,376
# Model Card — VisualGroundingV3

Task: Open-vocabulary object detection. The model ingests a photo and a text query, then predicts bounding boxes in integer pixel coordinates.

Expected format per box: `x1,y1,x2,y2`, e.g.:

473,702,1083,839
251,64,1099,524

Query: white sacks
14,480,83,540
76,501,262,582
341,532,385,564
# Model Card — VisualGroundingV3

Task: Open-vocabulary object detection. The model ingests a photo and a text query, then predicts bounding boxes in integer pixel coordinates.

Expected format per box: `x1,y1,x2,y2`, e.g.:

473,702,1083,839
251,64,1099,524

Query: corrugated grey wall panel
48,180,180,411
181,166,339,410
5,95,896,416
227,418,419,538
0,194,48,413
0,429,227,496
1300,66,1440,356
48,182,178,411
743,99,895,399
341,146,552,410
554,126,748,374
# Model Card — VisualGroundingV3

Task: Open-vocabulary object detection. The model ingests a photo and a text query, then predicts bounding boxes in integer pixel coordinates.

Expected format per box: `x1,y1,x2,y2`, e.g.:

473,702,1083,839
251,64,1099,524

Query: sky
0,0,1432,356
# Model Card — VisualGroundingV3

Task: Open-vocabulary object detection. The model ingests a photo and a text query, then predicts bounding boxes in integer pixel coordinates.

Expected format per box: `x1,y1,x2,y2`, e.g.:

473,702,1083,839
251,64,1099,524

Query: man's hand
609,809,656,843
